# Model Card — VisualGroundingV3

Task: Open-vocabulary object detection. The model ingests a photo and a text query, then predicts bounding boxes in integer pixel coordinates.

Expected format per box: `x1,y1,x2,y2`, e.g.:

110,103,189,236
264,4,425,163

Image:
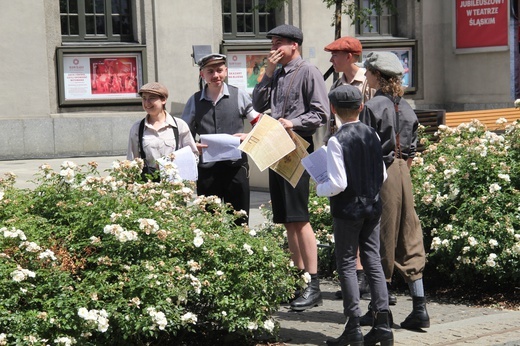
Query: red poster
456,0,509,49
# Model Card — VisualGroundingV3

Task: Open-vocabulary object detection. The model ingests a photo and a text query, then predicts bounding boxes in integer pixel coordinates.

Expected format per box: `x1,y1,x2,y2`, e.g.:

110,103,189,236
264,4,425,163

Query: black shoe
360,303,393,327
387,283,397,305
400,296,430,330
326,317,363,346
290,278,323,311
364,311,394,346
287,288,301,303
388,293,397,306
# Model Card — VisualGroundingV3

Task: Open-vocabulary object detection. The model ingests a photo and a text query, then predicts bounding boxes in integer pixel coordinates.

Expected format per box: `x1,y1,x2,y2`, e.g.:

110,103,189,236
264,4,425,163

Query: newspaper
269,131,310,188
238,115,295,171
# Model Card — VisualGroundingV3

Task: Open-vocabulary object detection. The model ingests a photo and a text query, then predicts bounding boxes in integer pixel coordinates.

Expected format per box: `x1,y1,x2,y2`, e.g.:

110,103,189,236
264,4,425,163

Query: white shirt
317,120,387,197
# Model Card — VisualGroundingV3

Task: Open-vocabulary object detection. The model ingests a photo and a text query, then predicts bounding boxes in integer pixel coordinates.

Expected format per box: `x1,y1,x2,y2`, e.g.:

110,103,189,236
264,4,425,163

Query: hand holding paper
200,134,242,163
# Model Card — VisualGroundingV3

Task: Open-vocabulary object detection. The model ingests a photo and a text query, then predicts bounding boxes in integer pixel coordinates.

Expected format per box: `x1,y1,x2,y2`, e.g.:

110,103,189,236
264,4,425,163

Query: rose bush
412,119,520,288
0,159,297,345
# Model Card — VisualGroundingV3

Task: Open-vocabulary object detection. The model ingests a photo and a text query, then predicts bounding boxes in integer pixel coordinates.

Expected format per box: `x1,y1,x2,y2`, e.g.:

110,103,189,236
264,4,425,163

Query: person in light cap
316,84,393,346
127,82,198,182
359,51,431,333
253,24,330,312
182,53,261,225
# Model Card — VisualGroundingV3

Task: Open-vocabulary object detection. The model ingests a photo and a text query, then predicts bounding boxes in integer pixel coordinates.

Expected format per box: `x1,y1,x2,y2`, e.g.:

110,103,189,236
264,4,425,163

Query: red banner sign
456,0,509,49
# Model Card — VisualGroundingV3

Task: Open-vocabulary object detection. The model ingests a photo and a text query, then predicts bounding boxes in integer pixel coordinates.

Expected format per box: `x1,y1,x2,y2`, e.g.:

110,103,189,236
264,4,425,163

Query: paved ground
1,156,520,346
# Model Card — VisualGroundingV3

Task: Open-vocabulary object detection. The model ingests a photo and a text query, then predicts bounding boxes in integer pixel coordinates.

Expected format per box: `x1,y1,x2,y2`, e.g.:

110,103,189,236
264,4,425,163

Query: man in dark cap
316,84,393,346
360,51,430,332
182,53,260,225
252,24,330,311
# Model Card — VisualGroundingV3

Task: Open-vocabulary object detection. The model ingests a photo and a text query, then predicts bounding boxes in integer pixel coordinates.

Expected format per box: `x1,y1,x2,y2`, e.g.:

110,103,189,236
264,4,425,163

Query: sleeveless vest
194,85,244,135
330,122,384,220
194,85,246,167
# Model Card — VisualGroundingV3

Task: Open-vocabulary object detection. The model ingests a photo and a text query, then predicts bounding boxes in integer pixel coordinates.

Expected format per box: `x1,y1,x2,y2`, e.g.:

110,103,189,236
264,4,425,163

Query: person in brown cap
324,36,383,305
359,51,430,333
253,24,330,312
127,82,198,181
324,36,375,135
182,53,260,225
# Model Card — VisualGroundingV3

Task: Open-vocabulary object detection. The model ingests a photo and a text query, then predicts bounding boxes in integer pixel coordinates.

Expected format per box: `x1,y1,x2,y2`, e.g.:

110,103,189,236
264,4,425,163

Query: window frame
60,0,134,43
355,0,396,37
222,0,276,40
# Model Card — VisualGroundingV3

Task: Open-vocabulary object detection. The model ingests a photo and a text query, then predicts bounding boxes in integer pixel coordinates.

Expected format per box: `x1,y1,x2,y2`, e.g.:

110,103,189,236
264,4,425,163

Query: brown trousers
380,159,426,283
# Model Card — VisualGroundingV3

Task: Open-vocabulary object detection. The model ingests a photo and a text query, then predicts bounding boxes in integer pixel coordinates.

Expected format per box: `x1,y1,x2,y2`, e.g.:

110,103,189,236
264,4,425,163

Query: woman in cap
359,51,430,340
127,82,198,181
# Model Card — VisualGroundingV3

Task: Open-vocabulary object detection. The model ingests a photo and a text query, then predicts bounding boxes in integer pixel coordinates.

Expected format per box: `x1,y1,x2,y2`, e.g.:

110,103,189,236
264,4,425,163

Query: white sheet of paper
200,134,242,163
301,145,330,184
157,146,198,181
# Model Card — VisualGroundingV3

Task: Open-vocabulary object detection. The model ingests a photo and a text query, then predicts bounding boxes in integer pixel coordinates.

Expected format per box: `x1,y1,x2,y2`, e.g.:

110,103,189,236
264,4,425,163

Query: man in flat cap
252,24,330,311
324,36,378,303
359,51,430,332
182,53,260,225
316,84,393,346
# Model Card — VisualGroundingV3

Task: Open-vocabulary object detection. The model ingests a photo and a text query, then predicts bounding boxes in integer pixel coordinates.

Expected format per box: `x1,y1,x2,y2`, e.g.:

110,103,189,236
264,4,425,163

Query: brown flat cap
138,82,168,99
324,36,362,55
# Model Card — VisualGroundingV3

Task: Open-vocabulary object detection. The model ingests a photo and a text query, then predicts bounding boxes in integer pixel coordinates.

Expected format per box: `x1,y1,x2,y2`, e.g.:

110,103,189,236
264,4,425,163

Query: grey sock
408,278,424,297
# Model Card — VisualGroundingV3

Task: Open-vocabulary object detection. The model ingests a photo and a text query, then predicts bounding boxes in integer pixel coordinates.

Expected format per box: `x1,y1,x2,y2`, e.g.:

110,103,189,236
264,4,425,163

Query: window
356,0,396,36
222,0,276,39
60,0,134,42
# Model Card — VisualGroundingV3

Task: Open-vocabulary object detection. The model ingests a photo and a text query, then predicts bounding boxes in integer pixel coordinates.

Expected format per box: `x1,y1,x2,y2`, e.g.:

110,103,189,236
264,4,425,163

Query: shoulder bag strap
138,118,147,160
171,116,179,150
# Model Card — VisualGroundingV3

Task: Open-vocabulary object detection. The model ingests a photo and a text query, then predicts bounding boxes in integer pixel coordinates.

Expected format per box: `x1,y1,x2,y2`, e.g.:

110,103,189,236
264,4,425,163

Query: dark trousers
197,161,250,224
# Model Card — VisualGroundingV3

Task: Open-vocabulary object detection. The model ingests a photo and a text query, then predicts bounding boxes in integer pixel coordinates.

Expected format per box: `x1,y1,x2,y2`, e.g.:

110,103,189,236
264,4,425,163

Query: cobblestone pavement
274,280,520,346
2,157,520,346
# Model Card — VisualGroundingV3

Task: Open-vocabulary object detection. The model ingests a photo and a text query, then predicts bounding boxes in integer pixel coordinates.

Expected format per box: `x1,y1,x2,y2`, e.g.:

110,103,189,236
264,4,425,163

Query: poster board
221,42,271,95
56,46,146,106
361,39,417,93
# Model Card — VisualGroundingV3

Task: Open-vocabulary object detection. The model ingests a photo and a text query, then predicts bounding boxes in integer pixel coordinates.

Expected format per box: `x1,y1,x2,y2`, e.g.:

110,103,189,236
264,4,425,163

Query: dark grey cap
197,53,227,69
328,85,362,109
266,24,303,45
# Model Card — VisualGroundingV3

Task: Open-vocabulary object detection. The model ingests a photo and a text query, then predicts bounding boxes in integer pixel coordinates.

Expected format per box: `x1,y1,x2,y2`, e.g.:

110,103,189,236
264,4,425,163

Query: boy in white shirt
317,85,392,346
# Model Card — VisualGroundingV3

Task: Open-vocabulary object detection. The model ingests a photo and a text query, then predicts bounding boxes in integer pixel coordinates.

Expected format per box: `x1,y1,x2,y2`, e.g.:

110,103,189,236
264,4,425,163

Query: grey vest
194,85,246,167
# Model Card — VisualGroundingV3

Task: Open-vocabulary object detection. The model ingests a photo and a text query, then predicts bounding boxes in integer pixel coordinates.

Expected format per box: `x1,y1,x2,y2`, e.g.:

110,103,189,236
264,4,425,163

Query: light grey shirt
127,112,198,168
252,56,330,137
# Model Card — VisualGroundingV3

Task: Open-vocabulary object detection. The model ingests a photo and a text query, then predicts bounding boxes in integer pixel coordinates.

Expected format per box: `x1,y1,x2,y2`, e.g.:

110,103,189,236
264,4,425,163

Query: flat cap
328,85,363,110
324,36,362,55
364,51,404,77
197,53,227,69
266,24,303,45
138,82,168,99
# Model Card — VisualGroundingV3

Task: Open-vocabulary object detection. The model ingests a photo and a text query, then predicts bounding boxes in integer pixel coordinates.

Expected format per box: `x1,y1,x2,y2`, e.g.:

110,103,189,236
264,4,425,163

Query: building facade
0,0,518,166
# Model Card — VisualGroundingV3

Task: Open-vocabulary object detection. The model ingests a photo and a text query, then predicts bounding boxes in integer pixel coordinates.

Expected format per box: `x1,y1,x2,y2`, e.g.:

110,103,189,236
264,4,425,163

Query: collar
282,56,303,75
145,112,177,128
199,83,229,102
